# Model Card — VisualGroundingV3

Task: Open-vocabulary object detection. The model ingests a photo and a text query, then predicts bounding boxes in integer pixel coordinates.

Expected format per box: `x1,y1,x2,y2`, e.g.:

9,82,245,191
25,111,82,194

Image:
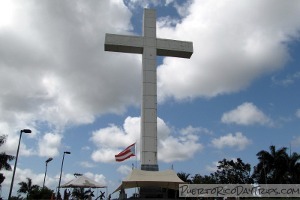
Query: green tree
287,152,300,183
177,172,192,183
191,174,217,184
28,187,54,200
0,135,15,188
17,178,40,199
252,145,289,183
212,158,253,184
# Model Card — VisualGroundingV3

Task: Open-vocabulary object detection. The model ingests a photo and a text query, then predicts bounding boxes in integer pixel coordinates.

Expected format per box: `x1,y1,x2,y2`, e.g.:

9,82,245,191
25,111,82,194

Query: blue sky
0,0,300,199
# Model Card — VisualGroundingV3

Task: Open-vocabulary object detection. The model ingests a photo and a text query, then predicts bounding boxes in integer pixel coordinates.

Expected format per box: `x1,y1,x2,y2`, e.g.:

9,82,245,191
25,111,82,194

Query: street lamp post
43,157,53,189
56,151,71,200
8,129,32,200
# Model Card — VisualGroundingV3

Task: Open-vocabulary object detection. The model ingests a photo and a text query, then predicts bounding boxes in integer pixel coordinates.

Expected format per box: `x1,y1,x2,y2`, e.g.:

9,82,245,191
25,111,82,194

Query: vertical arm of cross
140,9,158,170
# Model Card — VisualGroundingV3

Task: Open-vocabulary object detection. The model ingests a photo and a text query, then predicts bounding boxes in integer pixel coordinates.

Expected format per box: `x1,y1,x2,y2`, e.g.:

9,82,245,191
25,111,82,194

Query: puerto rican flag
115,143,136,162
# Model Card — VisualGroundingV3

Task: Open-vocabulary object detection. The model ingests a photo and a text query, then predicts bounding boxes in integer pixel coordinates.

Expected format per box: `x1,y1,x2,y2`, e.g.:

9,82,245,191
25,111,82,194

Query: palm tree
17,177,39,199
191,173,217,184
287,152,300,183
177,172,192,183
0,135,15,170
253,145,289,183
0,135,14,188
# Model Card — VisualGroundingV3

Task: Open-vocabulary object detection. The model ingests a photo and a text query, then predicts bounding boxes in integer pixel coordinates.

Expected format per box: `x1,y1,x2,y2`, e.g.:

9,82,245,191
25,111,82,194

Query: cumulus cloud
211,132,251,150
90,116,203,163
38,132,62,157
84,172,107,186
2,167,57,194
205,161,219,173
221,102,272,126
117,165,132,176
0,0,138,144
157,0,300,101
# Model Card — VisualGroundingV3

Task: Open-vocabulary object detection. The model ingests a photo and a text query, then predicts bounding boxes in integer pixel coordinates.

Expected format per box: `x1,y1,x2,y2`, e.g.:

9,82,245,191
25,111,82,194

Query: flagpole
135,141,138,169
135,142,137,196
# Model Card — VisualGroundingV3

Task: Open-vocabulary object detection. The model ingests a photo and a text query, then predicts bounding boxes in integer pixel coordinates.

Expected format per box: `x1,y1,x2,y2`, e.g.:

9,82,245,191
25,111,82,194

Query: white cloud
1,167,57,197
159,136,203,162
221,102,272,126
117,165,132,176
211,132,251,150
38,132,62,157
157,0,300,101
3,134,35,157
91,148,120,163
205,161,219,173
158,125,204,163
90,116,203,163
173,1,192,17
0,0,137,148
84,172,107,186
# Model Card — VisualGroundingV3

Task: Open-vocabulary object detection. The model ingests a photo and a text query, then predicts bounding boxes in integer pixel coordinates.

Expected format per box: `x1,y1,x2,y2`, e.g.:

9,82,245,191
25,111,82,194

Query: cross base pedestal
141,164,159,171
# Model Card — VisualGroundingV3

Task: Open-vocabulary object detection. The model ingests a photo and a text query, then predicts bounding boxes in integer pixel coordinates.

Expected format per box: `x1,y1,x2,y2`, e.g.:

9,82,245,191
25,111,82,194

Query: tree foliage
211,158,253,184
178,145,300,186
0,135,15,170
252,145,300,184
17,178,40,199
28,187,54,200
0,135,15,188
177,172,192,183
191,174,216,184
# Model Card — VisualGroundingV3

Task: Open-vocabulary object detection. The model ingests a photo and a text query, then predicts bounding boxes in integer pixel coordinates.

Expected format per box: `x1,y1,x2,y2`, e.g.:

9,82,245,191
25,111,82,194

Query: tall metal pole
56,151,70,200
43,158,53,189
43,162,48,189
8,129,31,200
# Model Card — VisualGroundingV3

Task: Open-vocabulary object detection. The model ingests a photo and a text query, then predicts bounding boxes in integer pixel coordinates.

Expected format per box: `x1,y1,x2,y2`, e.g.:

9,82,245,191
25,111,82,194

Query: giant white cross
105,9,193,171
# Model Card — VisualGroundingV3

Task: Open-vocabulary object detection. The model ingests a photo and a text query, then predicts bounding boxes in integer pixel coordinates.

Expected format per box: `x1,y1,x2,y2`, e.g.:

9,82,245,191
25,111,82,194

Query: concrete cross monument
105,9,193,171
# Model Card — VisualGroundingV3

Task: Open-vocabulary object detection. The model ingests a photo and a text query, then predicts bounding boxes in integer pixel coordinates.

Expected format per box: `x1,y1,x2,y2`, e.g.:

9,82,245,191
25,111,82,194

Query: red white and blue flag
115,143,135,162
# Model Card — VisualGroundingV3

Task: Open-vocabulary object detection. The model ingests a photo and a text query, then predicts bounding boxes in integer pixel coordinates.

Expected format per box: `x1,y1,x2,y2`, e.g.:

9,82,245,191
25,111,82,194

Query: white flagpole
135,142,138,169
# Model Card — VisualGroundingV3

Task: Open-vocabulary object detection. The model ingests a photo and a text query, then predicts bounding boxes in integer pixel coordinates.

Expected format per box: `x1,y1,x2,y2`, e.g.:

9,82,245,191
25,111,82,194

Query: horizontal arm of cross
156,38,193,58
105,34,143,54
105,34,193,59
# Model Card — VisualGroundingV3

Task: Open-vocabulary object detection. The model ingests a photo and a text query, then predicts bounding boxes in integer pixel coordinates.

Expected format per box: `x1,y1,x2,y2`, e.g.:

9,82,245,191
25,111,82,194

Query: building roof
113,169,184,193
60,175,107,188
